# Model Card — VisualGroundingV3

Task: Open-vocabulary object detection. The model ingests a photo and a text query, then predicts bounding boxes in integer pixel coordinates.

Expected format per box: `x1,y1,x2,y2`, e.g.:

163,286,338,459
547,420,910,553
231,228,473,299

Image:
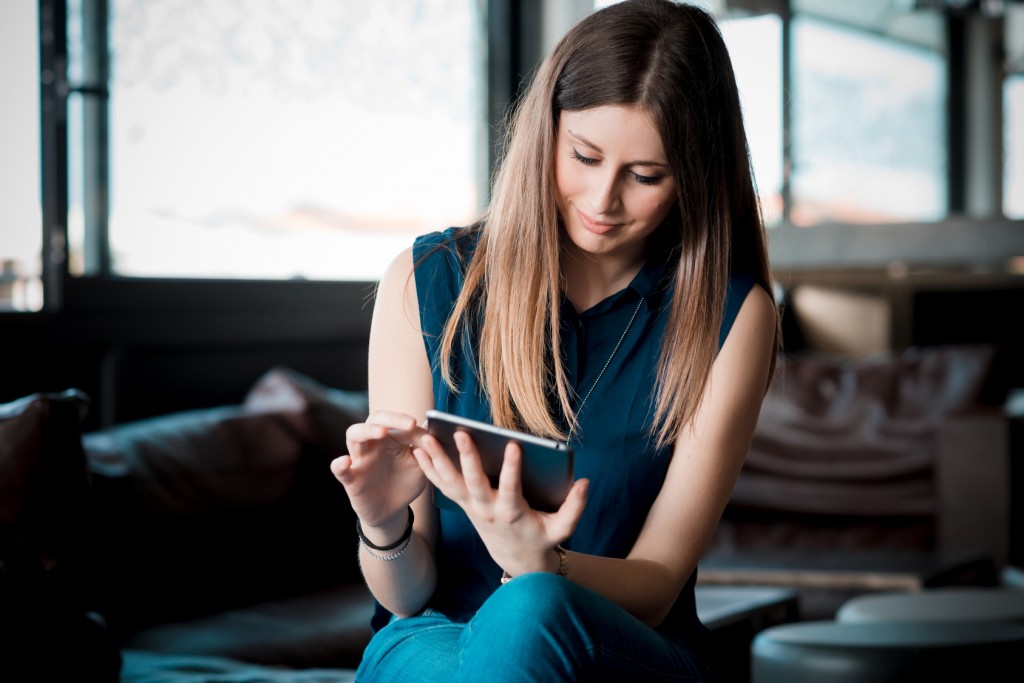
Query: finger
416,434,468,503
495,442,524,506
422,433,463,482
413,445,465,509
346,422,389,441
456,431,493,505
345,422,390,455
405,424,435,451
546,478,589,542
330,455,371,501
365,410,419,431
330,454,352,482
411,447,442,488
347,419,425,461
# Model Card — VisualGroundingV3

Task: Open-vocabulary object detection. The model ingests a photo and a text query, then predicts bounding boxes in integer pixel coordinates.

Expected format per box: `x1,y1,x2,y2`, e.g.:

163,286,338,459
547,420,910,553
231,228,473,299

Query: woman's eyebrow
567,129,670,168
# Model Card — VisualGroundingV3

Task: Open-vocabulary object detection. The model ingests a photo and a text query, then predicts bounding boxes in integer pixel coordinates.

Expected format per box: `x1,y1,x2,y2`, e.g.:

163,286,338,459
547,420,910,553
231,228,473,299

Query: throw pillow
243,365,370,456
733,344,997,518
83,406,305,518
0,389,122,682
0,389,92,569
79,368,369,633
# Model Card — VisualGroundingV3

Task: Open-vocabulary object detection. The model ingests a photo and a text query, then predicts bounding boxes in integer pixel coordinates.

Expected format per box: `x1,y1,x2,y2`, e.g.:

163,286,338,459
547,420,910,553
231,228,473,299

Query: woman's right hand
330,410,429,534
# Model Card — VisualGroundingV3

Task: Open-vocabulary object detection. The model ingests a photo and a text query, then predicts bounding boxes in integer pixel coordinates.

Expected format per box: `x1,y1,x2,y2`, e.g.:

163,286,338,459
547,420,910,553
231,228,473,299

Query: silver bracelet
361,532,412,561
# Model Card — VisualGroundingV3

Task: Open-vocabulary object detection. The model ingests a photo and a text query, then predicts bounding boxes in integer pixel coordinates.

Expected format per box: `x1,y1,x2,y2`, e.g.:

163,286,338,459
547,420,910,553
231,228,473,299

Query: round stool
751,621,1024,682
1002,564,1024,589
836,587,1024,624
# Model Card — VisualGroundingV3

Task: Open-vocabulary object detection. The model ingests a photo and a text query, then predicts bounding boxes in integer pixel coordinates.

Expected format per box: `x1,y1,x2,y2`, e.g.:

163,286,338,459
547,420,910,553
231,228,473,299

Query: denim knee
459,573,705,682
357,611,463,683
482,573,584,624
456,573,595,681
479,573,593,630
467,571,599,647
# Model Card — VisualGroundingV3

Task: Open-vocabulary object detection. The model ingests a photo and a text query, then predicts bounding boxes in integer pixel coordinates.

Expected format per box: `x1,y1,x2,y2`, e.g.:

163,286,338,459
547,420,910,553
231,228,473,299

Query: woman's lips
575,207,618,235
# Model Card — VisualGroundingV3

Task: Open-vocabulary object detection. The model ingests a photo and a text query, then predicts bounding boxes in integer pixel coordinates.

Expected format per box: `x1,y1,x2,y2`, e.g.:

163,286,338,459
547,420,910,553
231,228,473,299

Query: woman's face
554,104,677,269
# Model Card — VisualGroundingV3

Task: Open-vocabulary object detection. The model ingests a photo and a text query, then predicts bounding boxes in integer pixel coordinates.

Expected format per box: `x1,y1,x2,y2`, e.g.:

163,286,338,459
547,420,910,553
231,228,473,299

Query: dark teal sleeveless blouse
395,226,756,640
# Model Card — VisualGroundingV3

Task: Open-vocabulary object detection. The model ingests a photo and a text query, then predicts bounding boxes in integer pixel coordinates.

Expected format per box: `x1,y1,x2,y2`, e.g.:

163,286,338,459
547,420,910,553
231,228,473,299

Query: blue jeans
356,573,710,682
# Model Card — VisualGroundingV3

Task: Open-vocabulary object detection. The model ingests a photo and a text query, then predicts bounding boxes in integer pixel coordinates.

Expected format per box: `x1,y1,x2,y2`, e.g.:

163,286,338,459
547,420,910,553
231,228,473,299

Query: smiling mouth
575,207,619,235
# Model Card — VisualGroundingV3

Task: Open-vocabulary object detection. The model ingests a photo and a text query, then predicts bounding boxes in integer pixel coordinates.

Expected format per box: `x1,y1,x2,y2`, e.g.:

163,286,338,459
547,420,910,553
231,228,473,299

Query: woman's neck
562,245,647,313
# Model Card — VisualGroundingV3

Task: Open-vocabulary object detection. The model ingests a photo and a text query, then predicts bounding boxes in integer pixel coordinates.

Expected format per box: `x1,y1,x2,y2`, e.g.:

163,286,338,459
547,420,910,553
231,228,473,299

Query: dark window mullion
948,11,967,214
76,0,111,276
39,0,69,311
780,2,792,225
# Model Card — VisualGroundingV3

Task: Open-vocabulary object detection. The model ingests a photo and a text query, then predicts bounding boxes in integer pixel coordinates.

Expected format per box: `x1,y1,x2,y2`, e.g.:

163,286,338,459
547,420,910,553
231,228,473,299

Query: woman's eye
571,149,598,166
631,172,661,186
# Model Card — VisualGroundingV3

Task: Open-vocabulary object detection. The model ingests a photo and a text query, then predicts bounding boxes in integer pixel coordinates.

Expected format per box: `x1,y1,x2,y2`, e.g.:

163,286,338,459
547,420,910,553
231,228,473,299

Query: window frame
24,0,1024,320
5,0,539,426
7,0,1023,428
30,0,529,321
768,1,1024,270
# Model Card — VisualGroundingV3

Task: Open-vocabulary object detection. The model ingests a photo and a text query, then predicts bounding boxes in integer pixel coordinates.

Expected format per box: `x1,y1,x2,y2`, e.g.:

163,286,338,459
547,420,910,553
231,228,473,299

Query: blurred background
1,0,1022,419
3,5,1023,677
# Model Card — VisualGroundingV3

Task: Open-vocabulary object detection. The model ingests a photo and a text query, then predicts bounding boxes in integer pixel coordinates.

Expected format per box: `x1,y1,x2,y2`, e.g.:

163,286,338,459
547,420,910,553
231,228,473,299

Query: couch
700,343,1014,619
1,367,376,682
2,345,1012,680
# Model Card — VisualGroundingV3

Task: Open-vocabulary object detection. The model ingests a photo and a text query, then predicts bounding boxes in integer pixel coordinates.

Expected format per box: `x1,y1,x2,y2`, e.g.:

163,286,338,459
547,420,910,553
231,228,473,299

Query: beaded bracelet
356,506,414,560
362,533,412,561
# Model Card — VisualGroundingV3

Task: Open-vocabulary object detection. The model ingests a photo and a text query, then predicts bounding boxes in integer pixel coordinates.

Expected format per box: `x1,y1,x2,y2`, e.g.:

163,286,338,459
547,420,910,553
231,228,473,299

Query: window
789,14,947,226
1005,75,1024,219
595,2,948,229
0,0,43,311
67,0,486,281
719,13,783,226
7,0,1022,311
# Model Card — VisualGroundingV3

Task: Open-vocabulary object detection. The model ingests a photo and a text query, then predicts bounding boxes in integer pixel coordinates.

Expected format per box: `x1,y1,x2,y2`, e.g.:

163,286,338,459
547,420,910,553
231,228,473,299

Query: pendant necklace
565,295,645,446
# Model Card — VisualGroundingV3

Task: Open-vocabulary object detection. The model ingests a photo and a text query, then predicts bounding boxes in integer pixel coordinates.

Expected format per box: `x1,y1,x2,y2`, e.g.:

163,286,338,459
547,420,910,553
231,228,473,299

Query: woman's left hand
412,430,589,578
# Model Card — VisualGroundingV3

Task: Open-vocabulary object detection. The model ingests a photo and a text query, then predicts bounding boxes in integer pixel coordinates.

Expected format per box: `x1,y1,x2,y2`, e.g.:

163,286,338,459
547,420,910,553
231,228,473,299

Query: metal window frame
30,0,1024,321
31,0,517,319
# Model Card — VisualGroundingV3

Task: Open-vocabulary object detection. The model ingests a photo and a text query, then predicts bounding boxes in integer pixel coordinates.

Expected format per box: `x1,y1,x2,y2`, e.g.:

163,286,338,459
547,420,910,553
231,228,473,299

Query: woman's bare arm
331,246,439,618
493,284,777,626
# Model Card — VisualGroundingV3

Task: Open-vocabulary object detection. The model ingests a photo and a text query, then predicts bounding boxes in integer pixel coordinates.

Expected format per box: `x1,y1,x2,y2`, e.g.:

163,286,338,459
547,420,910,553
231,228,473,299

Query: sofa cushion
84,406,305,517
125,583,375,670
242,364,370,455
121,651,356,683
0,389,122,682
733,345,996,518
80,367,370,637
705,344,1000,563
0,389,92,568
84,365,370,519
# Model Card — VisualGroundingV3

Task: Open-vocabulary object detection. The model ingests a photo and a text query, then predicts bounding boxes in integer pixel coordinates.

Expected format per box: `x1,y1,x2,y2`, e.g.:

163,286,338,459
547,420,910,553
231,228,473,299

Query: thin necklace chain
566,295,645,446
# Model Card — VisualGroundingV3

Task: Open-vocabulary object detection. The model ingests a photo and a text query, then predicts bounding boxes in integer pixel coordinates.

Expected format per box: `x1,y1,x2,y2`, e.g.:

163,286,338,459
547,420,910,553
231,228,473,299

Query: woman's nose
590,171,620,215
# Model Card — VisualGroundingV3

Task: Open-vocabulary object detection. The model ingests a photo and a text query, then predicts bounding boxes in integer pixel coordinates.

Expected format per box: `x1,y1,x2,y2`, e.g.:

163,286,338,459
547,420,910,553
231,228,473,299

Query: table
698,550,996,619
695,585,800,683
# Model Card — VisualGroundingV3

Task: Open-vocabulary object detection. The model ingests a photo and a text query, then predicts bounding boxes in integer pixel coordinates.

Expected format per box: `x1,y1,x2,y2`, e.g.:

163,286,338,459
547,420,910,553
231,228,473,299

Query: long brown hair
436,0,777,447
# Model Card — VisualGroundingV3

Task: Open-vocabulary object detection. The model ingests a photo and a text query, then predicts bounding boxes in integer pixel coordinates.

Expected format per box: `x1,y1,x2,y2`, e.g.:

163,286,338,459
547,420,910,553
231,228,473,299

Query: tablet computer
424,410,574,513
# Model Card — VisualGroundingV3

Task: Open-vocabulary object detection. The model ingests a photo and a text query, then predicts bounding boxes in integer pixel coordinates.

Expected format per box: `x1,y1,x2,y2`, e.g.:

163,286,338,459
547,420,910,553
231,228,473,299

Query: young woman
331,1,779,680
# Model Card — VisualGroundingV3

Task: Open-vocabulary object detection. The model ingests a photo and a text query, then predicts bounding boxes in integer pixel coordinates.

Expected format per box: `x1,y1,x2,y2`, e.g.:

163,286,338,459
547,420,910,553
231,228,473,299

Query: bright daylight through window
0,0,43,311
67,0,486,280
718,13,783,226
1007,74,1024,219
789,14,947,226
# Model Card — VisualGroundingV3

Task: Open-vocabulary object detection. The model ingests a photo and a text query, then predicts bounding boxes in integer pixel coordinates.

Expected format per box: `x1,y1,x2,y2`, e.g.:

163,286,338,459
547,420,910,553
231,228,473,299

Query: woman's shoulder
412,225,481,265
719,272,772,348
409,226,482,326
